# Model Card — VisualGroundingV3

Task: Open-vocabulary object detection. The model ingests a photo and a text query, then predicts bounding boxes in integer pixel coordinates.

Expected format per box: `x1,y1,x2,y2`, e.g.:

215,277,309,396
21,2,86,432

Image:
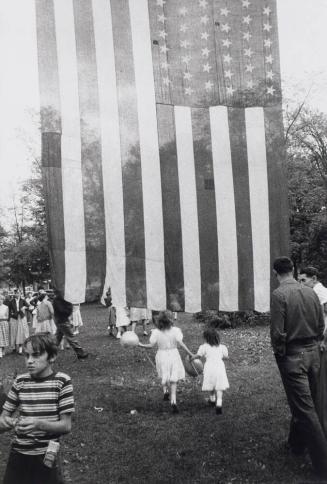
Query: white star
263,6,272,15
263,23,272,32
242,15,252,25
200,15,209,24
246,80,254,89
163,77,171,86
180,24,189,33
158,30,168,39
221,23,231,33
203,63,212,72
266,70,275,80
201,47,210,57
242,0,250,7
264,39,273,48
180,40,191,48
223,53,232,64
243,31,252,41
244,47,253,57
199,0,208,7
184,72,193,80
205,80,214,90
160,44,169,54
267,85,275,95
179,7,187,16
224,69,234,79
157,0,166,6
222,38,232,48
181,55,192,65
201,32,210,41
220,8,230,16
265,54,273,64
157,14,166,23
185,86,194,95
226,85,235,95
245,64,254,72
161,61,169,70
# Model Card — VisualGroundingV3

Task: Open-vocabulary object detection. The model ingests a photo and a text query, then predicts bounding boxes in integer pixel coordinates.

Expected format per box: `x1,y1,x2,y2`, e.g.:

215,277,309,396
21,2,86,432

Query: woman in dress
8,289,29,354
35,293,56,334
0,296,9,358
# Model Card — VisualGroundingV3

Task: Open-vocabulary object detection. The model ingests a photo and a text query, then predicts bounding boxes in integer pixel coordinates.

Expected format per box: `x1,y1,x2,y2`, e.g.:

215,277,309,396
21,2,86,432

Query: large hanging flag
35,0,289,313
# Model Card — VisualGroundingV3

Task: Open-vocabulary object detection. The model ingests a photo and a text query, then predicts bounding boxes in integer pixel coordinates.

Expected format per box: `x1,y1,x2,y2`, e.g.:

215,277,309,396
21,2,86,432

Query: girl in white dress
192,327,229,414
139,311,194,413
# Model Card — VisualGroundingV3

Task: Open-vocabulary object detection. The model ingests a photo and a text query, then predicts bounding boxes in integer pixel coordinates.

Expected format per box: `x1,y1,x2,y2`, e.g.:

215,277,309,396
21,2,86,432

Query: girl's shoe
216,406,222,415
171,404,179,414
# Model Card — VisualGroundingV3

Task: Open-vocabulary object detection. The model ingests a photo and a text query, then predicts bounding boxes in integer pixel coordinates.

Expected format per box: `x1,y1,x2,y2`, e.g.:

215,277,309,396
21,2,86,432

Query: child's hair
23,333,58,360
38,293,46,302
203,327,220,346
207,317,224,329
157,311,174,330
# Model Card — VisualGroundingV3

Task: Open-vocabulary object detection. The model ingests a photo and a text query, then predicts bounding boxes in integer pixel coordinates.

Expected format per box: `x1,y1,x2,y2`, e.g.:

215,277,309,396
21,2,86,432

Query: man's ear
49,356,57,364
312,275,318,283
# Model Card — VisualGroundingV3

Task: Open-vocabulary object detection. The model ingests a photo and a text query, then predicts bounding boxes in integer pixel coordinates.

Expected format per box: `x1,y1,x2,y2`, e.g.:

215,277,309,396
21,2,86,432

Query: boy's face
24,342,55,379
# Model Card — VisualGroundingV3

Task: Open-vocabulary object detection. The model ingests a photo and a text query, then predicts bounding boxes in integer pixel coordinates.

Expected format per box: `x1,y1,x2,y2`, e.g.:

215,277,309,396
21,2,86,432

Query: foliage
285,103,327,283
0,159,50,289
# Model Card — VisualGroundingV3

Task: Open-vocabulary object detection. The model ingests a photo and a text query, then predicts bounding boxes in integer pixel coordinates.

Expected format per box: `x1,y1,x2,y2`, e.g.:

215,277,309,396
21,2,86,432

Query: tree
285,103,327,283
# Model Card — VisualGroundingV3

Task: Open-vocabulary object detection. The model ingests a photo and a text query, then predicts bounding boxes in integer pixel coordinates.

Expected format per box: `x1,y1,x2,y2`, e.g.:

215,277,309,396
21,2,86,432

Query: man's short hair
273,256,294,275
300,266,319,278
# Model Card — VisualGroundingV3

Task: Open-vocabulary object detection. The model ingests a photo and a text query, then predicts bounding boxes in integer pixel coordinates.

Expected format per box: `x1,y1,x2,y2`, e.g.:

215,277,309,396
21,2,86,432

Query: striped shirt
3,372,74,455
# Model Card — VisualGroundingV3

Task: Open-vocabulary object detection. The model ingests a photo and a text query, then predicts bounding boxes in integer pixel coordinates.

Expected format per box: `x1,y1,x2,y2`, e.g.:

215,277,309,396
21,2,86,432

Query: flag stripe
157,104,185,312
110,0,146,307
192,108,219,309
175,106,201,313
73,0,106,300
228,108,254,310
92,0,127,307
245,107,270,311
129,0,166,310
35,0,66,296
210,106,239,311
265,105,290,291
54,0,86,303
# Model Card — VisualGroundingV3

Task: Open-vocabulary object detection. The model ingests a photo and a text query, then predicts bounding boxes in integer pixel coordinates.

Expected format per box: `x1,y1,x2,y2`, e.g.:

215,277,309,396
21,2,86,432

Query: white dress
129,307,152,321
115,307,130,328
72,304,83,328
150,327,185,385
197,343,229,391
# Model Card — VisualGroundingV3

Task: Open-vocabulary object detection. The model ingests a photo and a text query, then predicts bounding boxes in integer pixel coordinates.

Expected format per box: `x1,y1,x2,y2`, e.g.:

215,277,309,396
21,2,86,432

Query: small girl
192,323,229,414
72,304,83,335
139,311,193,413
104,288,116,336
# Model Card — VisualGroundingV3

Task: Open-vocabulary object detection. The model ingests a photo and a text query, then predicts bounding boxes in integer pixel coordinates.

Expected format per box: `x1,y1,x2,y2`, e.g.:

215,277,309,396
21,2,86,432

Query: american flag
36,0,289,313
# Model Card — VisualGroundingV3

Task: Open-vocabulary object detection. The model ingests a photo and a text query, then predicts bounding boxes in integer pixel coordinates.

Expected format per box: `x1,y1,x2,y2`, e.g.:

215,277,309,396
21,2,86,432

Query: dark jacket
8,298,28,320
53,296,73,325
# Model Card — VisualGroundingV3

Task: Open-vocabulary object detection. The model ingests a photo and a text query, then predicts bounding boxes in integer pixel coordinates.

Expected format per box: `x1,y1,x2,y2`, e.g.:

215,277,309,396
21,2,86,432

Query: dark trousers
3,449,63,484
55,321,87,358
276,345,327,475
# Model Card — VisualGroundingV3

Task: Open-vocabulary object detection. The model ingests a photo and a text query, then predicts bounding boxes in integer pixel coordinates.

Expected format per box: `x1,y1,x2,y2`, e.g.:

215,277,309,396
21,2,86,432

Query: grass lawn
0,304,325,483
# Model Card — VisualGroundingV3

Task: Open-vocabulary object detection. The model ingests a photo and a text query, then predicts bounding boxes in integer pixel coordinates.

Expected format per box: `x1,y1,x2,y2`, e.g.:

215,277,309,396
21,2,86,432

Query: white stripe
175,106,201,313
245,107,270,312
54,0,86,303
210,106,239,311
92,0,127,308
129,0,166,310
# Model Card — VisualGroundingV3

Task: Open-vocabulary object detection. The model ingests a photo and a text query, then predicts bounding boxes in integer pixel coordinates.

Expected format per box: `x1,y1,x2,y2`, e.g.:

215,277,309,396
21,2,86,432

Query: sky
0,0,326,223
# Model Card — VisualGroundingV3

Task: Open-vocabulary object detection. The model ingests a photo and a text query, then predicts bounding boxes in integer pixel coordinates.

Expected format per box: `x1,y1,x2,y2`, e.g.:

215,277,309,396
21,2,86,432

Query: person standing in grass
0,333,74,484
191,324,229,415
0,295,9,358
270,256,327,478
104,287,116,336
139,311,194,413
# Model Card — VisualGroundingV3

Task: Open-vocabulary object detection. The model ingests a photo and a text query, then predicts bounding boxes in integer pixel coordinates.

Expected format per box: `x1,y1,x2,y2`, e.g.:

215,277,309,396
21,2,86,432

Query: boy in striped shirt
0,333,74,484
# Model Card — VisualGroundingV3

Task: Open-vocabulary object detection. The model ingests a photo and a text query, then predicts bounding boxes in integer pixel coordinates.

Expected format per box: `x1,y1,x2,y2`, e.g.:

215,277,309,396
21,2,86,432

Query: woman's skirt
0,320,9,347
35,318,57,335
9,316,29,346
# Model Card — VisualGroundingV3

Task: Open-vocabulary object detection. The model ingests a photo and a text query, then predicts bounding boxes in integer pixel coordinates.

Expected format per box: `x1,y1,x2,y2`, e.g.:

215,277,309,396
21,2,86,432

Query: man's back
271,279,324,353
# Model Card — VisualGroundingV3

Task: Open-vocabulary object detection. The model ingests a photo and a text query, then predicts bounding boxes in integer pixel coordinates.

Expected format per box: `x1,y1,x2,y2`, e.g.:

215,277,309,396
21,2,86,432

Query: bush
194,310,270,328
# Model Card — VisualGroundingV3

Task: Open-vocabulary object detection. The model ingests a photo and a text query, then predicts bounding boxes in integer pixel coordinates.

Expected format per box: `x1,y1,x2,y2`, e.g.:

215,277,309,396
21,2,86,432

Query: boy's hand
16,417,40,434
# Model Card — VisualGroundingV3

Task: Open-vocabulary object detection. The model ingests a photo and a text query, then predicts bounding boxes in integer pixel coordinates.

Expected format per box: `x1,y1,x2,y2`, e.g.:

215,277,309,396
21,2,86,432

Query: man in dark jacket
52,291,88,359
271,256,327,477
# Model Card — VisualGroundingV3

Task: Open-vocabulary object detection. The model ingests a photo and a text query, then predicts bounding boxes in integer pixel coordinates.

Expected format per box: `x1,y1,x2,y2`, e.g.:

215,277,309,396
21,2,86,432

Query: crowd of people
0,257,327,483
0,288,87,360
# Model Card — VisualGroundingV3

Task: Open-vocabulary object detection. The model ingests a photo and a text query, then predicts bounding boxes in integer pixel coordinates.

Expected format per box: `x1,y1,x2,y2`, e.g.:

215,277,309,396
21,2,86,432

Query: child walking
0,295,9,358
192,323,229,414
139,311,193,413
0,333,74,484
